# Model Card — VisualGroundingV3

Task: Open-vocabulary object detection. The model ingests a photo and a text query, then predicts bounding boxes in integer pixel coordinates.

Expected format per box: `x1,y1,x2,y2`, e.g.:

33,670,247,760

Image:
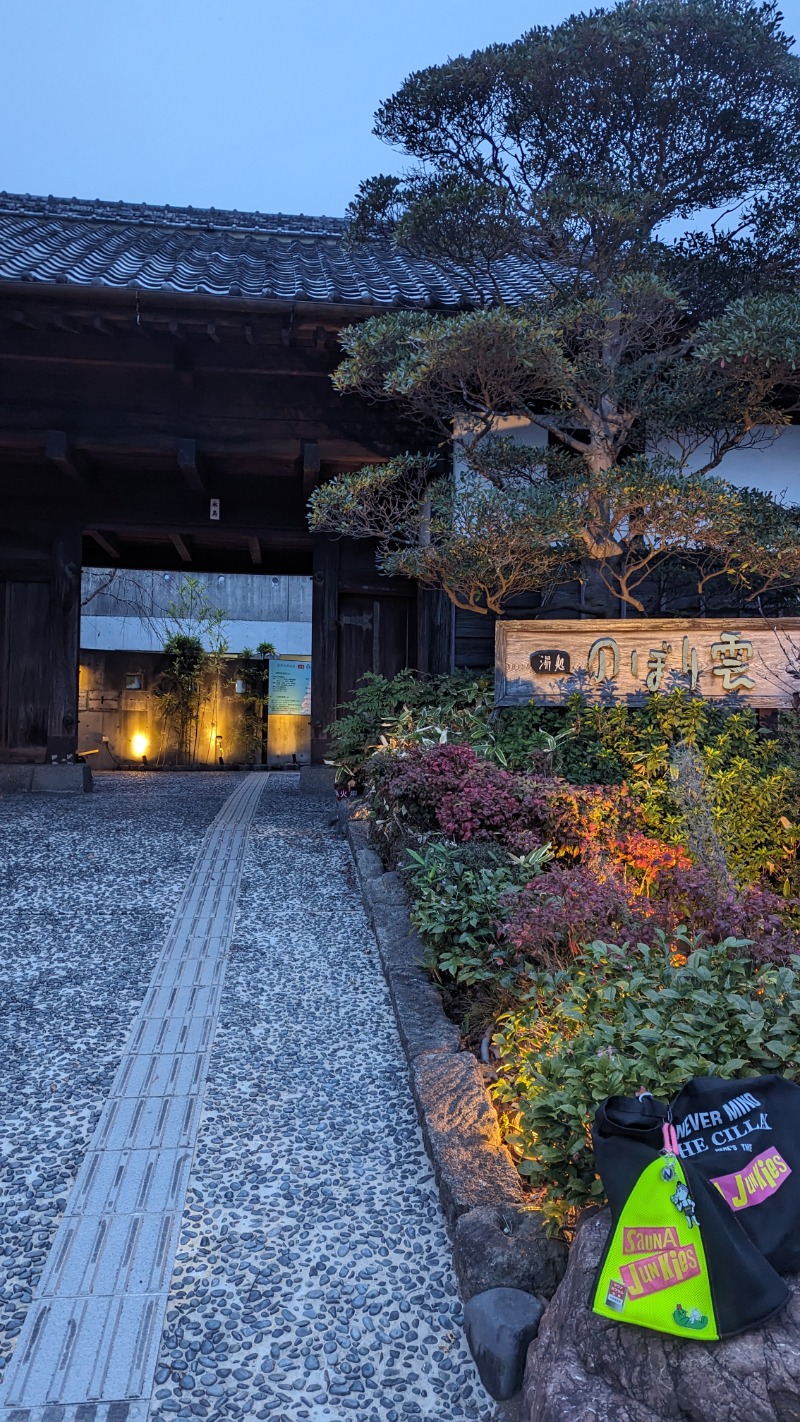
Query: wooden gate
337,593,416,707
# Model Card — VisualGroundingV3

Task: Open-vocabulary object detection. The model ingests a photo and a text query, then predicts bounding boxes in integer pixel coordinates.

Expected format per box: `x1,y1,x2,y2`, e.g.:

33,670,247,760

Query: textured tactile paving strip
0,774,266,1417
146,777,494,1421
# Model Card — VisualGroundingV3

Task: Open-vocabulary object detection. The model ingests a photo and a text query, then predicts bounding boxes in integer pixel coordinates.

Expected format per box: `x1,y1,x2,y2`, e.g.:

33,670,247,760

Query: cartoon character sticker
670,1180,698,1229
673,1304,709,1331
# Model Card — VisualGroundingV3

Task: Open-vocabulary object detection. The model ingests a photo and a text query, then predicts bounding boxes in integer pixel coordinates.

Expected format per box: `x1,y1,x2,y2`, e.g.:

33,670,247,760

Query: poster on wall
495,618,800,709
268,660,312,716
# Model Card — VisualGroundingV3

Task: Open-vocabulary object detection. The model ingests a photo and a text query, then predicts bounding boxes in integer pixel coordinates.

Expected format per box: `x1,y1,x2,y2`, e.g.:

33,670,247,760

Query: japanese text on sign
584,631,754,694
268,660,312,716
495,619,800,709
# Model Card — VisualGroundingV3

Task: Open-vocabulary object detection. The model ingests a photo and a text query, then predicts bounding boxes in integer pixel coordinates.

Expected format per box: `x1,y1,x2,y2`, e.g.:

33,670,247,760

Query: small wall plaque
530,650,571,675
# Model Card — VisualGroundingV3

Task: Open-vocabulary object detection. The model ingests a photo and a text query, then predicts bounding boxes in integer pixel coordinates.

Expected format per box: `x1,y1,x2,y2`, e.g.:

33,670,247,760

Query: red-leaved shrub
503,864,642,965
371,742,800,962
511,779,642,860
373,743,523,842
504,857,800,968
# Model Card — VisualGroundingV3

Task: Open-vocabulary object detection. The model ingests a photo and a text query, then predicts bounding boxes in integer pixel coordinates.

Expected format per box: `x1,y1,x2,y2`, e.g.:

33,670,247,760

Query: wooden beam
170,532,192,563
177,438,205,492
248,536,262,566
302,439,321,499
417,587,455,675
0,327,341,375
45,430,88,489
85,529,120,559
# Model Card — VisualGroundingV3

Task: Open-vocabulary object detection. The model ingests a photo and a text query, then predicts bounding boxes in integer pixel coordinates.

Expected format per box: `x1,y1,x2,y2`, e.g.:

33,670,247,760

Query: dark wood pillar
416,587,454,676
0,579,50,761
46,525,82,762
311,534,340,764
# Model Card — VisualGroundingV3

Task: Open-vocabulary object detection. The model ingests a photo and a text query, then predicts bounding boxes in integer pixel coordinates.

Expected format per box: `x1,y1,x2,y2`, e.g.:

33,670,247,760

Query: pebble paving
0,774,492,1421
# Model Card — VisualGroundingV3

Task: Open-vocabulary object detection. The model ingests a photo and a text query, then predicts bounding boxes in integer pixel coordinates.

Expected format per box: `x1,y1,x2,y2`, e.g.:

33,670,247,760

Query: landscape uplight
132,733,149,762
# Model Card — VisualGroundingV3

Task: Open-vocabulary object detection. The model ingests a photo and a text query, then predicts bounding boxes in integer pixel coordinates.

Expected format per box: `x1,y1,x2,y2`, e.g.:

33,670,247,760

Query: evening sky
5,0,799,219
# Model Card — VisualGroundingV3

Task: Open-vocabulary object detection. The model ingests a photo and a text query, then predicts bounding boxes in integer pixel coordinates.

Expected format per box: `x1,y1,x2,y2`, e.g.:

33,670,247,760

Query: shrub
491,935,800,1229
518,780,643,862
503,864,647,967
373,743,526,845
403,840,552,985
326,669,493,786
505,851,800,969
494,691,800,888
613,699,799,889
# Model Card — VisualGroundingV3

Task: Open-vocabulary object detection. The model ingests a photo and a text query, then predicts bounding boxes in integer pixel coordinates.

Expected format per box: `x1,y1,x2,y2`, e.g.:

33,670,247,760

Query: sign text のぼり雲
496,619,800,708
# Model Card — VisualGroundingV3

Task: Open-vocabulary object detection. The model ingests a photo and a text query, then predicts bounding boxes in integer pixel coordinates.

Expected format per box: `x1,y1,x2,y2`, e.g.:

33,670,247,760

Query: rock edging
339,802,567,1415
340,805,524,1227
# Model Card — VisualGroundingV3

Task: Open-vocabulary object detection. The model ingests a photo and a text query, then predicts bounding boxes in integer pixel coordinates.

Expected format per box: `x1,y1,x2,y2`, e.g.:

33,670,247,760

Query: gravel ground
0,773,492,1421
0,772,236,1376
149,777,492,1422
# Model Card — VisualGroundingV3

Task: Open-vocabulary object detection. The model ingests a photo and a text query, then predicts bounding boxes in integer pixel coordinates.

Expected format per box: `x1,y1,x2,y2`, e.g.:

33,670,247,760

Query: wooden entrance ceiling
0,192,543,577
0,284,411,576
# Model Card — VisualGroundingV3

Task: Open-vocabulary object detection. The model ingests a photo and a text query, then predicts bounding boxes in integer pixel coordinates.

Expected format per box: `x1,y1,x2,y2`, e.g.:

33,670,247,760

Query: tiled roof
0,192,544,309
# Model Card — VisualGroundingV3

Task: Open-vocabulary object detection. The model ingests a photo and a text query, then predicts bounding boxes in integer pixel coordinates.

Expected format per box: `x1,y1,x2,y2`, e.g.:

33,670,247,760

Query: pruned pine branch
316,1,800,618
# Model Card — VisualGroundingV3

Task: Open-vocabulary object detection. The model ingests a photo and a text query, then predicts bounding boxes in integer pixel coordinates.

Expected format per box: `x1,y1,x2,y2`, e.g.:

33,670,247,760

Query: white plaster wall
703,425,800,503
453,419,800,507
453,416,549,479
80,617,311,656
651,425,800,504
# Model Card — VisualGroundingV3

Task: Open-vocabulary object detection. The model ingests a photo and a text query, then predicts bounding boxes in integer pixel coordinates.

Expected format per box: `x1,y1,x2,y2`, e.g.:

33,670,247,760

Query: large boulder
464,1287,546,1401
523,1212,800,1422
454,1205,568,1303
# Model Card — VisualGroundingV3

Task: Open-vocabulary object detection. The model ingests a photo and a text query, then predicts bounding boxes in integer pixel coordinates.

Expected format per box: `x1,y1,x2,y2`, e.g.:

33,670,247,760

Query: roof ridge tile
0,190,548,309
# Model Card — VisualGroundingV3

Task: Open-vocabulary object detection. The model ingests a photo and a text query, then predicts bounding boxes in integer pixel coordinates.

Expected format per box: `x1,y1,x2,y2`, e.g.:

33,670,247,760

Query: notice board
268,659,312,716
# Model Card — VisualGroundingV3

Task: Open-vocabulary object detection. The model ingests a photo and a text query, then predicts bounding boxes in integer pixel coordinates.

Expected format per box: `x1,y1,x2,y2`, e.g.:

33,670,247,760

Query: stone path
0,774,492,1422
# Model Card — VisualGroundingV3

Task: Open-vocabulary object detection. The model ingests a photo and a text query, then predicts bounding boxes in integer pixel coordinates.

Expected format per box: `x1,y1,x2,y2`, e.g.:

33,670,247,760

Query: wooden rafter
170,532,192,563
85,528,120,559
177,438,205,493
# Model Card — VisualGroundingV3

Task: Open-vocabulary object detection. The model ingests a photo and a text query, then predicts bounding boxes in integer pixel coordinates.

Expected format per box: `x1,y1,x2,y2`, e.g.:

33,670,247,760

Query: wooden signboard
495,618,800,709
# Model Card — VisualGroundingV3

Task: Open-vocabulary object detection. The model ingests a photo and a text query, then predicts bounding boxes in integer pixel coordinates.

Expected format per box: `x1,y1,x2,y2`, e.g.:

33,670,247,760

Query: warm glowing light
132,733,149,757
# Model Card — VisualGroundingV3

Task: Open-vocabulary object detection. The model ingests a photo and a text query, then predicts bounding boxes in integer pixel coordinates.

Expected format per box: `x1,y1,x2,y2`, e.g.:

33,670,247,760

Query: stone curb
0,764,93,794
338,803,524,1231
337,800,570,1421
298,764,336,795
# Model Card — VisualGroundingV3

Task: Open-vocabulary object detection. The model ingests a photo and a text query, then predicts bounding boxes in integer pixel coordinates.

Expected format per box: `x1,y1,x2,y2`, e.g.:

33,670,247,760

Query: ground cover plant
337,670,800,1226
492,936,800,1229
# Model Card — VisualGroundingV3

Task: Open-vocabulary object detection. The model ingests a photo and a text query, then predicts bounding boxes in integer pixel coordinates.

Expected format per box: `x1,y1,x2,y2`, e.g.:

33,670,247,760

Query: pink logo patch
712,1148,791,1211
620,1244,701,1299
